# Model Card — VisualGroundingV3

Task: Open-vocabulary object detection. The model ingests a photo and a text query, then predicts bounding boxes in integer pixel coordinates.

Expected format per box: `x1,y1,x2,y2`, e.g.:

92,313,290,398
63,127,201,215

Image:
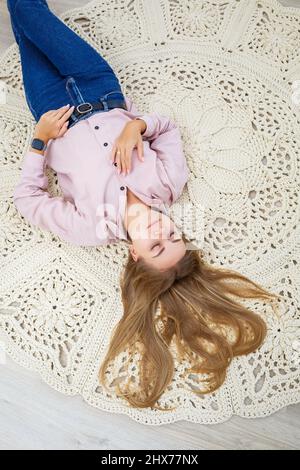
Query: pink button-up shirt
13,95,189,246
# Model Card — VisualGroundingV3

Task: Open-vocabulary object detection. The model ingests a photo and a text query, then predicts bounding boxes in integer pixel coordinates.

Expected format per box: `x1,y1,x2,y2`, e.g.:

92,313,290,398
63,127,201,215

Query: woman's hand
110,119,147,175
33,104,75,143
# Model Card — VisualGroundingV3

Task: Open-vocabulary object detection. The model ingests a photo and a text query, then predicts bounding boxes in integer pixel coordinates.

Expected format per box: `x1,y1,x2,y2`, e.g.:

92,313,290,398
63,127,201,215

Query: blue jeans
7,0,127,128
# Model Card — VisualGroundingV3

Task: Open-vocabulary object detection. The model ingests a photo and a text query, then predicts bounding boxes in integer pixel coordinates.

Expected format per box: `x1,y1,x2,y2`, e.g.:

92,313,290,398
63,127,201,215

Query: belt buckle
76,102,93,114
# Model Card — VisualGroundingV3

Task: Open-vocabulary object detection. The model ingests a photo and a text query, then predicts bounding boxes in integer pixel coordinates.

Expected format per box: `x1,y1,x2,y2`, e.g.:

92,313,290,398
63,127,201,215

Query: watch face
32,138,45,150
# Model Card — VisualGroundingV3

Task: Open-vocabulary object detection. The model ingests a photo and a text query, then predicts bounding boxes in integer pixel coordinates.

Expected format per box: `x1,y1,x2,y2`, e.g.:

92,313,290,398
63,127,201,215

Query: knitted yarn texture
0,0,299,424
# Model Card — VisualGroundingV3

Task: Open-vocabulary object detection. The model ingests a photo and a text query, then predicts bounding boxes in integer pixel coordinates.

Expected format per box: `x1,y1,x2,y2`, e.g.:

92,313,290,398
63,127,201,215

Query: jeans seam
65,76,85,105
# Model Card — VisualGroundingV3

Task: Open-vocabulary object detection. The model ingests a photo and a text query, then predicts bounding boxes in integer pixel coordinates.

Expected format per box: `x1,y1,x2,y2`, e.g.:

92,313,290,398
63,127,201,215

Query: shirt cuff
22,150,46,171
134,115,156,138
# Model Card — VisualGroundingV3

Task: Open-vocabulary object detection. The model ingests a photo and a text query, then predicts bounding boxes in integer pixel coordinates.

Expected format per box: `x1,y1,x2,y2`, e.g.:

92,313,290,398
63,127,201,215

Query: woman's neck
124,188,148,234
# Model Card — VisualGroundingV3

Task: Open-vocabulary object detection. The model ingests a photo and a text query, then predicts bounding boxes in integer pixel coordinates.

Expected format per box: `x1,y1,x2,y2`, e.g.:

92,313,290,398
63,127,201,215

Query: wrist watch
31,137,47,151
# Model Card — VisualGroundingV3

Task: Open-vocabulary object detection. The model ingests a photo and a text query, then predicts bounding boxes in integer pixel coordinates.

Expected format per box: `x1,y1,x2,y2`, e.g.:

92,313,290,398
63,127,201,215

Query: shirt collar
117,187,169,242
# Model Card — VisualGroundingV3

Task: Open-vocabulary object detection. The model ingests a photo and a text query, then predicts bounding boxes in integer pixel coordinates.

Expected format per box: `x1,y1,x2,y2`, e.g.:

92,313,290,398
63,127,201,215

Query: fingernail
65,104,70,107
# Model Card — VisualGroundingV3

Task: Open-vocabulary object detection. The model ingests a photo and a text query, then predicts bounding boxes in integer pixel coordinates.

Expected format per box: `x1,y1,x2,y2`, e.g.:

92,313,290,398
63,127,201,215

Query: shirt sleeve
13,150,99,245
124,95,189,202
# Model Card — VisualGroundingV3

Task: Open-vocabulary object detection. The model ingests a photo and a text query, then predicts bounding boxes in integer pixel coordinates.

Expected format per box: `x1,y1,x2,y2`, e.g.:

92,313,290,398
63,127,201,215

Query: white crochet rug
0,0,300,425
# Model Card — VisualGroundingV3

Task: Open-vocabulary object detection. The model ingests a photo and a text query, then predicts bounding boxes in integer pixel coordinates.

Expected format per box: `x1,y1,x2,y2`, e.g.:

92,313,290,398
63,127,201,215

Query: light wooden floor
0,0,300,450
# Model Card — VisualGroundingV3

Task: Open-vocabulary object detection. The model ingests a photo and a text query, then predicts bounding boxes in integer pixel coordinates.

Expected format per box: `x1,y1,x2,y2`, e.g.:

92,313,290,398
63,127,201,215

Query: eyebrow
152,238,181,258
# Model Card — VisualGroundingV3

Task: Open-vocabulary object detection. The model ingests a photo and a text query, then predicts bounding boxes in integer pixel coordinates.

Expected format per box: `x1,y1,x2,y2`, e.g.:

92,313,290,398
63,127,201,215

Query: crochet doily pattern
0,0,300,425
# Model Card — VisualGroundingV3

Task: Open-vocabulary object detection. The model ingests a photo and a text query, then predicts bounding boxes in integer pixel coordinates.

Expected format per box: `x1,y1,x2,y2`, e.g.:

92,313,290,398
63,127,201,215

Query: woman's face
127,205,186,271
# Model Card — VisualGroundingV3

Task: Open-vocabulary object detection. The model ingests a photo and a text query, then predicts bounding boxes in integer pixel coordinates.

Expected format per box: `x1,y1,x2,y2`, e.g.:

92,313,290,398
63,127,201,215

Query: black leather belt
72,98,127,120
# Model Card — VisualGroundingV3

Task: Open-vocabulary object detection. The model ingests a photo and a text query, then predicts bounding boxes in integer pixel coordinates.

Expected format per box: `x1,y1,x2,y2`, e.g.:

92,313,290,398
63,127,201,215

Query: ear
129,244,138,262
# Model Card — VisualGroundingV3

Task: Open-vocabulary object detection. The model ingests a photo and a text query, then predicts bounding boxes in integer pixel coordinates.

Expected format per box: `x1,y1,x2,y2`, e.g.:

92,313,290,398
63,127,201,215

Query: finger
116,149,121,173
44,109,56,115
60,106,75,121
125,147,132,174
55,104,74,120
56,103,71,113
137,140,144,162
120,147,126,175
53,104,71,116
57,121,69,138
57,105,75,124
111,144,117,162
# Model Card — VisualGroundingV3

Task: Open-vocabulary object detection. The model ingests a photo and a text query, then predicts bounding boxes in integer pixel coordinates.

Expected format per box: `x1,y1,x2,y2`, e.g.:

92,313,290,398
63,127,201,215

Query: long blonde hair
99,234,281,409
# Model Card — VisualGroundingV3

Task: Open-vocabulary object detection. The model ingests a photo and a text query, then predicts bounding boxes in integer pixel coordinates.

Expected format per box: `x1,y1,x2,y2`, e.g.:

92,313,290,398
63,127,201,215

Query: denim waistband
67,97,127,129
65,78,127,130
68,106,107,129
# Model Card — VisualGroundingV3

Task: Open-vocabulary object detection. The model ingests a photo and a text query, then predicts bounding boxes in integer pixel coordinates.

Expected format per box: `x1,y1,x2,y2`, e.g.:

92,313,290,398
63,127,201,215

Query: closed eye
151,231,174,252
151,232,182,258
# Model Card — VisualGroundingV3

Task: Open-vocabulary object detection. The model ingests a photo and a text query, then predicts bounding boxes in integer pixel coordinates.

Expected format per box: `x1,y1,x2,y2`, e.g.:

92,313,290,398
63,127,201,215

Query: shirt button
120,186,125,190
114,162,117,166
103,142,108,146
95,125,99,130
